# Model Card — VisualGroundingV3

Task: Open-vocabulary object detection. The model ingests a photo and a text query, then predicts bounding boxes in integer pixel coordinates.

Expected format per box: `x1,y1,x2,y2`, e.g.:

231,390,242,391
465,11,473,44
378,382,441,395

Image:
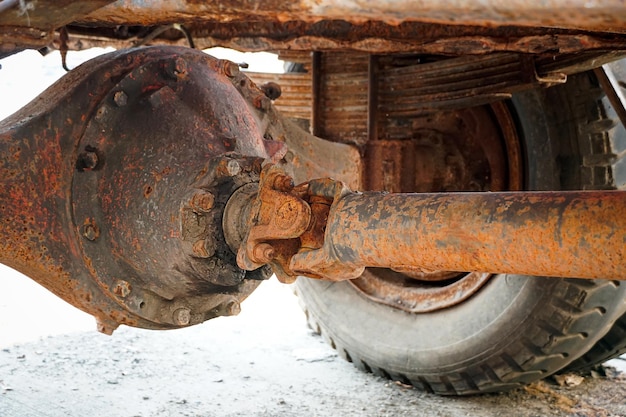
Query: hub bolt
173,308,191,325
83,222,100,241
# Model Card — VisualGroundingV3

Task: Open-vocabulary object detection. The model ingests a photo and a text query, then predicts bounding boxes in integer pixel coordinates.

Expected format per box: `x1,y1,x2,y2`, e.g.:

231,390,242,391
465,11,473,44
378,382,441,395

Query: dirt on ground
0,275,625,417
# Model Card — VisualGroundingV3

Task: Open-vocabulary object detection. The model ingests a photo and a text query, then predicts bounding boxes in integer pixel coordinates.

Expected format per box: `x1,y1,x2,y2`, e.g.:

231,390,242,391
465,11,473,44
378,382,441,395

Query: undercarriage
1,0,626,395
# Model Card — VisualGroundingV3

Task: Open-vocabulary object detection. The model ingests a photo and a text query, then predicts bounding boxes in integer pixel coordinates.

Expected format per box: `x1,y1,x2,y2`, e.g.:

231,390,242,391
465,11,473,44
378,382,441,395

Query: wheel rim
351,101,523,313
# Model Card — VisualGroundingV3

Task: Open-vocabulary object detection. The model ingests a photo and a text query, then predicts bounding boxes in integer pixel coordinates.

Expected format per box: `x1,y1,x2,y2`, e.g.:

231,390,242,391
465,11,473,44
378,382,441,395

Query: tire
294,65,626,395
559,60,626,372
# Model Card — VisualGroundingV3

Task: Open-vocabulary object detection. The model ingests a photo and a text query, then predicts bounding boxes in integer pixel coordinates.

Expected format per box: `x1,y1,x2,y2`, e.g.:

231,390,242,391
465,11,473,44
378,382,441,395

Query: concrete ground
0,267,625,417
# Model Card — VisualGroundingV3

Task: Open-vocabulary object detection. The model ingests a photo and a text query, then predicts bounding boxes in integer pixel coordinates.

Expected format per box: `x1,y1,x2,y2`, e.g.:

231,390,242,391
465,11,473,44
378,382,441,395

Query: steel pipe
290,190,626,280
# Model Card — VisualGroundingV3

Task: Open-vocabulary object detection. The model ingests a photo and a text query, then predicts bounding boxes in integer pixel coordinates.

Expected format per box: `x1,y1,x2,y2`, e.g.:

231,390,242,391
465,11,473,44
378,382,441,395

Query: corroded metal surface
3,1,626,56
236,166,312,284
0,46,280,332
81,1,626,33
238,166,626,282
365,105,517,193
351,269,492,313
3,1,626,58
0,0,113,28
0,0,114,56
0,45,365,331
61,21,626,56
357,100,522,313
292,189,626,280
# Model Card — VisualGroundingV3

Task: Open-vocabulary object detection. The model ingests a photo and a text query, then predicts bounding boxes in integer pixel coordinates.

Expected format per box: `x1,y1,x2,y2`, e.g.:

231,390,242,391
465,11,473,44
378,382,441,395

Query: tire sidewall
296,83,613,380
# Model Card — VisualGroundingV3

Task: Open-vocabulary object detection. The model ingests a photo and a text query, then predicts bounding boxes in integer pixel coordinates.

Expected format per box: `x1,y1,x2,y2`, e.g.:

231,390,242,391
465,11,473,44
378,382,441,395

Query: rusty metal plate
80,1,626,33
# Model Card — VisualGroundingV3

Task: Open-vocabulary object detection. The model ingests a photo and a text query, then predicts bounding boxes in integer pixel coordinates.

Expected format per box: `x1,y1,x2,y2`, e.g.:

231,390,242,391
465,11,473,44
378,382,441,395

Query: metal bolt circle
220,59,240,78
82,223,99,241
192,239,211,258
113,90,128,107
173,308,191,325
226,160,241,176
173,57,188,77
113,280,131,298
252,243,275,263
224,299,241,316
190,191,215,212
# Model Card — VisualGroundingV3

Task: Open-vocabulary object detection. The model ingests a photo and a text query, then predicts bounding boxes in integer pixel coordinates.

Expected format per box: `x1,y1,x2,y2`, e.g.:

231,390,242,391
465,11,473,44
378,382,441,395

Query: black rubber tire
559,60,626,372
294,66,626,395
565,313,626,372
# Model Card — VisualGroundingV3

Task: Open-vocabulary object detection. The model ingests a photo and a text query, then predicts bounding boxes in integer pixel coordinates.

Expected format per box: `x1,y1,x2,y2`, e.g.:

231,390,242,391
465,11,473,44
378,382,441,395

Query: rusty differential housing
0,46,276,333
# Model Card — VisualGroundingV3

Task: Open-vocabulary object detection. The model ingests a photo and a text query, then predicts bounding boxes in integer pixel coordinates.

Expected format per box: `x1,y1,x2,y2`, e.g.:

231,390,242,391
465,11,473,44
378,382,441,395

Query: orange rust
78,1,626,33
351,271,492,313
238,166,626,282
0,46,274,332
290,189,626,280
237,165,312,282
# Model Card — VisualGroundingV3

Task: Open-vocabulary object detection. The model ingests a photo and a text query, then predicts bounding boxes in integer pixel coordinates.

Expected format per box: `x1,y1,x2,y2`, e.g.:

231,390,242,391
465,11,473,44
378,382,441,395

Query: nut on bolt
173,308,191,325
113,90,128,107
113,280,131,298
219,59,240,78
192,239,214,258
168,57,188,80
82,221,100,241
226,159,241,176
261,82,282,100
190,191,215,213
223,299,241,316
252,243,275,264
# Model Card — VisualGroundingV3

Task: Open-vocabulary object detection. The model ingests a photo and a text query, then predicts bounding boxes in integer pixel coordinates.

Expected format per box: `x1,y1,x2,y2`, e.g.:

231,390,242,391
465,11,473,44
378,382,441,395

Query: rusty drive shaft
287,190,626,280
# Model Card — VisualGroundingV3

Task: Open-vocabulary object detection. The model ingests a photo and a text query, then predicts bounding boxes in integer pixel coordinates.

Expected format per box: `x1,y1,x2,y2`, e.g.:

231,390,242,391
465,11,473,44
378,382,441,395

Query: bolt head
226,160,241,176
252,243,275,264
113,90,128,107
190,191,215,213
220,60,240,78
191,239,215,258
223,300,241,316
83,223,99,241
173,308,191,325
113,280,131,298
261,82,282,100
174,57,188,78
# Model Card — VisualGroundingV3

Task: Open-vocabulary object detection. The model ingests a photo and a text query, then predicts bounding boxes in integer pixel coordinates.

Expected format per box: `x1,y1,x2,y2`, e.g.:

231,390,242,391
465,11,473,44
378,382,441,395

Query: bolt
77,151,99,170
113,280,131,298
220,59,240,78
83,222,99,241
173,308,191,325
274,175,294,192
113,90,128,107
96,317,119,335
192,239,215,258
252,243,275,264
261,82,282,100
226,159,241,176
223,299,241,316
166,57,188,80
190,191,215,213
